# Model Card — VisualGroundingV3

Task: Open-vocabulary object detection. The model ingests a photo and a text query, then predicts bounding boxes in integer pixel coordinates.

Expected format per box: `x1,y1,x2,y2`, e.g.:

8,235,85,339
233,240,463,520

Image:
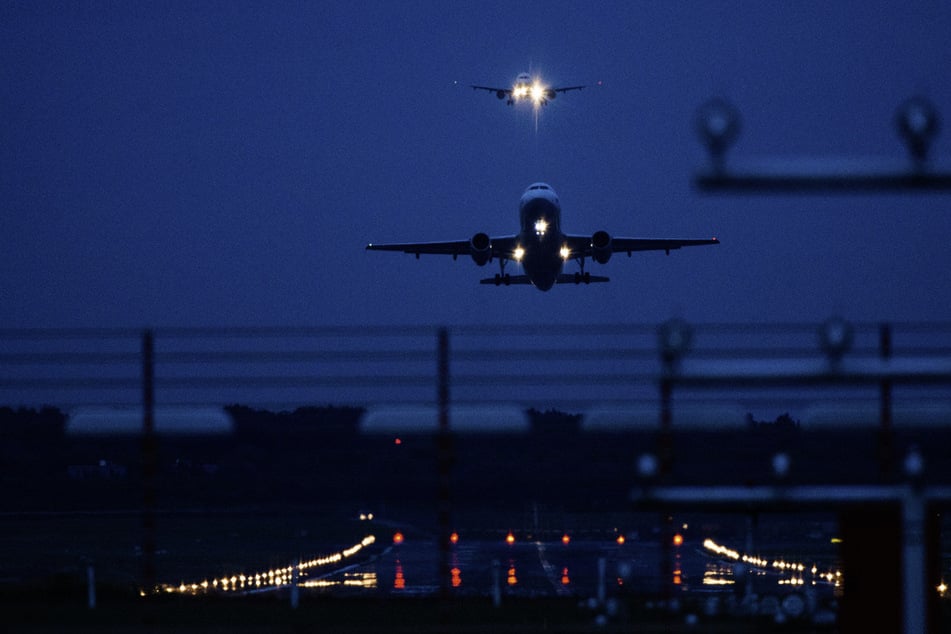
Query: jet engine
469,232,492,266
496,90,506,100
545,89,557,101
592,230,612,264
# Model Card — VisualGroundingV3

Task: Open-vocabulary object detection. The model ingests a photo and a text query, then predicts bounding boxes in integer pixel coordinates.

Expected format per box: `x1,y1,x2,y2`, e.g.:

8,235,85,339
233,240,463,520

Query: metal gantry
694,97,951,193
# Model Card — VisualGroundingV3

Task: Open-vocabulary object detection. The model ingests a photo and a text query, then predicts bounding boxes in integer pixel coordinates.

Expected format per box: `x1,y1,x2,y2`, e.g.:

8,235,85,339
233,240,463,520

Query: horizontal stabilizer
480,274,610,287
557,273,609,285
480,275,533,286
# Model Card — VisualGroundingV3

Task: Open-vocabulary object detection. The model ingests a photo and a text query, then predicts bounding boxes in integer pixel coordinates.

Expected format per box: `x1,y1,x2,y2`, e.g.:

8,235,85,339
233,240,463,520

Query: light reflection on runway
155,535,377,596
371,534,639,598
152,530,847,604
702,538,842,589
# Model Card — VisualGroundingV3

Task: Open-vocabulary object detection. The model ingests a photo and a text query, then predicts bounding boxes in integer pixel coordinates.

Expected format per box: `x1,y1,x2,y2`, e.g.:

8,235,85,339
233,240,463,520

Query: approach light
818,316,853,362
658,318,693,366
696,98,741,164
895,96,940,163
637,452,659,479
506,531,516,545
904,446,925,479
513,247,525,261
772,452,791,479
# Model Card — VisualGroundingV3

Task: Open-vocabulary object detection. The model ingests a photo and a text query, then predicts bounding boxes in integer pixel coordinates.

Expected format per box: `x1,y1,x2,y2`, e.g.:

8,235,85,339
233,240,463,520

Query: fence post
141,329,157,594
879,323,893,477
86,563,96,609
437,328,452,601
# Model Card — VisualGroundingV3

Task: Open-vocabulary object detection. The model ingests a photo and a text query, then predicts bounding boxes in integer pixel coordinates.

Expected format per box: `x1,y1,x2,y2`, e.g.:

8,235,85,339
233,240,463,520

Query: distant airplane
470,72,584,106
366,183,719,291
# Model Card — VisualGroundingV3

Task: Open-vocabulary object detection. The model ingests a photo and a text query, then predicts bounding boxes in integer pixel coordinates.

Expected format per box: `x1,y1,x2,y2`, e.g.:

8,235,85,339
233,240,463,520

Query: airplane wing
366,236,520,260
552,85,585,93
366,240,469,257
564,235,720,257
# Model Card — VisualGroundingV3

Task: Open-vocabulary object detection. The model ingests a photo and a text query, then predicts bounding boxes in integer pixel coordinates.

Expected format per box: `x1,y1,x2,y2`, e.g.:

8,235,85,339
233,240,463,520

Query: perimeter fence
2,320,951,414
2,320,951,633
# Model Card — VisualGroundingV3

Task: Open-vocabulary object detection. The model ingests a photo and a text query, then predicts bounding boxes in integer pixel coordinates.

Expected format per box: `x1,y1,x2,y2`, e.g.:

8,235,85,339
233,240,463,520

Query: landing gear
493,258,512,286
573,256,591,284
493,273,512,286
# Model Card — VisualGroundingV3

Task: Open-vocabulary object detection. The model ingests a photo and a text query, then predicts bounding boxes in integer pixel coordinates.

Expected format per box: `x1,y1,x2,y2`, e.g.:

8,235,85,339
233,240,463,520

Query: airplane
470,72,584,106
366,183,719,291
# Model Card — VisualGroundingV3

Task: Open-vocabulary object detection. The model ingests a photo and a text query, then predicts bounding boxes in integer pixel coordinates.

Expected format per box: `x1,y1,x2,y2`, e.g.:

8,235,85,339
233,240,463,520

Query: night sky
3,1,950,329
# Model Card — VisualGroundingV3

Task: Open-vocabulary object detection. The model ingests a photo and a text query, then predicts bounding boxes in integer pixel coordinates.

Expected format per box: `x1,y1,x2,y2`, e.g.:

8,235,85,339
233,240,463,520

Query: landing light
559,246,570,260
530,82,546,103
534,219,548,235
513,247,525,261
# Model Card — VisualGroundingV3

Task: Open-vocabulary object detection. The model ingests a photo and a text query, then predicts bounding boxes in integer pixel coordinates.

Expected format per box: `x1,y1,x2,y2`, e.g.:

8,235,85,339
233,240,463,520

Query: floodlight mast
694,96,951,192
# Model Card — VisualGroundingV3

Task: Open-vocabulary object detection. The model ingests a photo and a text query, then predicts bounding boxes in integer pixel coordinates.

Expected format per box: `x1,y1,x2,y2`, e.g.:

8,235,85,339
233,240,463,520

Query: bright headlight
531,83,545,103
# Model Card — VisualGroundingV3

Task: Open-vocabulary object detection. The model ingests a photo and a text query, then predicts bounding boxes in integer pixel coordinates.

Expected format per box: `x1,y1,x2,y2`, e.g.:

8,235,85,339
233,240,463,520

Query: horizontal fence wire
1,322,950,414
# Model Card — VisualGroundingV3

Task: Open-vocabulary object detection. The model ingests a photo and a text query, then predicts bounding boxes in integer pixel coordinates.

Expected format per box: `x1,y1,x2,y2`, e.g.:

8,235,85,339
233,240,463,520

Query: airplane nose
533,274,556,291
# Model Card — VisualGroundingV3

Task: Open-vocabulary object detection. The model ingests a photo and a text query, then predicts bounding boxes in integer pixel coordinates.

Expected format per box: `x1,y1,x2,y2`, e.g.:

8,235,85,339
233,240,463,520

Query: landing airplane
366,183,719,291
471,72,584,106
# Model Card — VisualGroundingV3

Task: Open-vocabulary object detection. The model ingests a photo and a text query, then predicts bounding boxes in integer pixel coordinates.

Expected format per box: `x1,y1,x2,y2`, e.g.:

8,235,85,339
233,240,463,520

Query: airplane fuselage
470,72,584,108
365,182,719,291
517,183,565,290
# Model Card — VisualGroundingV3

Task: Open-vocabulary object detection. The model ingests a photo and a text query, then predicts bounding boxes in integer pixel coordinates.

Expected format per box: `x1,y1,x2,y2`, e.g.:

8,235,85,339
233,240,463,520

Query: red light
561,533,570,545
394,437,402,445
393,531,404,545
673,533,684,547
450,532,459,545
394,561,405,589
505,532,515,545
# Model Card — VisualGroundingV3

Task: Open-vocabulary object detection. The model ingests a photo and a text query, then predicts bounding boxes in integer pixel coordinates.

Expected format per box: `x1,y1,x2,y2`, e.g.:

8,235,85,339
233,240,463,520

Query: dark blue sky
3,1,950,328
